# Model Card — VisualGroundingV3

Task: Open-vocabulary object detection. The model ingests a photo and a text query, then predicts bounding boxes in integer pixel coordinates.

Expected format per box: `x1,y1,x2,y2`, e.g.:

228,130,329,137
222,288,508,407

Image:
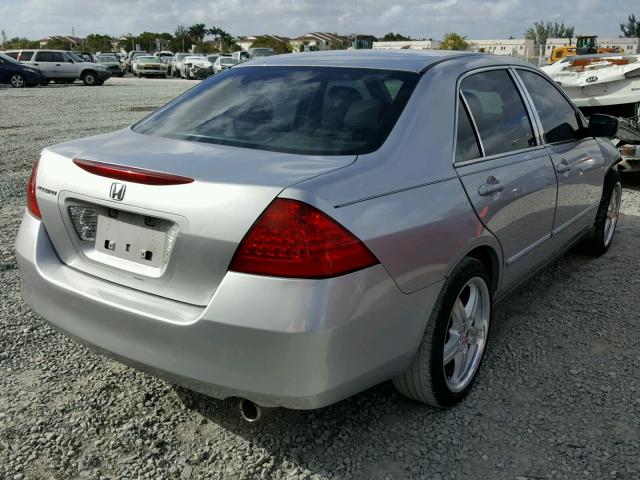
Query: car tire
580,169,622,256
81,71,97,86
10,73,26,88
393,257,492,407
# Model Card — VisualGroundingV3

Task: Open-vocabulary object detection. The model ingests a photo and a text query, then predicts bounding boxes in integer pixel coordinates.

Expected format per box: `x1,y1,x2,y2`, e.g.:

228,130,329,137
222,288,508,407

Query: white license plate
95,212,169,268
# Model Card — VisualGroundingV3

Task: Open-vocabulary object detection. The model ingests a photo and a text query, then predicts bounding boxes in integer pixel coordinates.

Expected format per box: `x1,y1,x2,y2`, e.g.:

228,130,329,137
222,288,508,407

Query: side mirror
589,114,618,138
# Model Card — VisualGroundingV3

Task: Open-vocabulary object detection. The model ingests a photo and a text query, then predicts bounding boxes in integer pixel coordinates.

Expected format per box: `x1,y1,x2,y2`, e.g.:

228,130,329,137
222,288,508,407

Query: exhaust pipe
239,399,272,423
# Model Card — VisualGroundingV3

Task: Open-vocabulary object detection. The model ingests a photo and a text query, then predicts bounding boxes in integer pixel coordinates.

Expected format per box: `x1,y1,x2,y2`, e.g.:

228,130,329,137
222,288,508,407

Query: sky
0,0,636,41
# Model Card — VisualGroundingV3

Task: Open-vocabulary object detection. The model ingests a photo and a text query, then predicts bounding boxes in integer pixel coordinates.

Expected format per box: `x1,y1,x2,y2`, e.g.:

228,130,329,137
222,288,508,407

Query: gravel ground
1,77,640,480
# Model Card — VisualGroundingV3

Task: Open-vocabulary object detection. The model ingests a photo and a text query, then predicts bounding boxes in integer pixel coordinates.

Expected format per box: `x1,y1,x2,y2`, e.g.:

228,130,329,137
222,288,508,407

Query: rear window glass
18,51,34,61
133,66,419,156
5,52,19,59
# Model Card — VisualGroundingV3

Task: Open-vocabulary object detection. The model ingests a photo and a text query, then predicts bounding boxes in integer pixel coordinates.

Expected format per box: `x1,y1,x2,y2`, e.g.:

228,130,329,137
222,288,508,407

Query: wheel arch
446,239,503,295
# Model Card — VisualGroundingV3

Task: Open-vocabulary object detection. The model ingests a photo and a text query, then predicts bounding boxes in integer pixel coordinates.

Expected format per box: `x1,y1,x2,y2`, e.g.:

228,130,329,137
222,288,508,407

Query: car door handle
33,63,39,66
478,177,504,197
556,159,572,173
56,64,61,66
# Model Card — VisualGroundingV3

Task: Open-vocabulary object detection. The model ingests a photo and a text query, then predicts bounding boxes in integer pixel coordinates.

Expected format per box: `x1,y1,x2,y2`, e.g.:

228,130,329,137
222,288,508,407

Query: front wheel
394,257,492,407
10,73,26,88
580,170,622,256
82,71,97,86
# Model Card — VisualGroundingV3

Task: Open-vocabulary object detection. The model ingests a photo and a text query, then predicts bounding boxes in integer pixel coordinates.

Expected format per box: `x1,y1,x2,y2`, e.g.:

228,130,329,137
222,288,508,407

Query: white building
372,40,441,50
544,37,640,58
467,38,535,58
597,37,639,54
543,38,572,58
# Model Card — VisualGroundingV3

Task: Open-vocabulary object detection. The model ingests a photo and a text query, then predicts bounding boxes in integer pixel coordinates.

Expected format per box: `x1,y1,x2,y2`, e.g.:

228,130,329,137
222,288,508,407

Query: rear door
454,68,558,292
515,68,605,242
32,51,59,78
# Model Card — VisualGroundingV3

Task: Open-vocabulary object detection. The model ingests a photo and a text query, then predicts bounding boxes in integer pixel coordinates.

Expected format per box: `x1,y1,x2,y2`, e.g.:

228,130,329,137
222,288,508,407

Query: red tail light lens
27,159,41,219
73,159,194,185
230,199,379,279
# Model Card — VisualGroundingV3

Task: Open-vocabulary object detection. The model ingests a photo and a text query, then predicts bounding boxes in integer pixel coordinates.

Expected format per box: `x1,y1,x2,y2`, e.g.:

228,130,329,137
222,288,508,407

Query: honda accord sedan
16,51,622,416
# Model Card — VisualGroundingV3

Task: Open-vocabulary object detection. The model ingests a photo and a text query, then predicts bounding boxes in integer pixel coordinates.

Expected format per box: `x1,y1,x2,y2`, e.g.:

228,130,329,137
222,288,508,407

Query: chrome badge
109,183,126,201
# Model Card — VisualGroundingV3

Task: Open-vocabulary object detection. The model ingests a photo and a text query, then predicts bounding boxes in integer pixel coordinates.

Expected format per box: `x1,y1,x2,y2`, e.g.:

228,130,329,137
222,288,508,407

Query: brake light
73,159,194,185
230,199,379,279
27,159,41,219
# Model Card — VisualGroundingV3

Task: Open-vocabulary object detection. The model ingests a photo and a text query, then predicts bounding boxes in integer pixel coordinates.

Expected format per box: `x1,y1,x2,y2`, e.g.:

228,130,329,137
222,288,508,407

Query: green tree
524,21,575,47
85,34,114,53
620,14,640,37
206,26,237,53
170,25,193,52
441,32,469,51
188,23,207,43
382,32,411,41
249,36,290,54
7,37,39,49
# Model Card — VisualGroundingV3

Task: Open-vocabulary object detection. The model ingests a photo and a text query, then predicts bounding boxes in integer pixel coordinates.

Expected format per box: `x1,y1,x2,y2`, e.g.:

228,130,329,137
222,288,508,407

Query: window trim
511,66,591,146
452,65,544,168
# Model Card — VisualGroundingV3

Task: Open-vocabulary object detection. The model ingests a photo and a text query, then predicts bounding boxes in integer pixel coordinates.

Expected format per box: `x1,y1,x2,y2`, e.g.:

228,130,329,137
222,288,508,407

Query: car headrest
327,85,362,102
344,99,385,130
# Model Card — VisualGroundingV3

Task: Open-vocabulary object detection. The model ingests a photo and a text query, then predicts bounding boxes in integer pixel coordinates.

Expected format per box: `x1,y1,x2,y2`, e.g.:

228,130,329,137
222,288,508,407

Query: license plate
95,211,169,268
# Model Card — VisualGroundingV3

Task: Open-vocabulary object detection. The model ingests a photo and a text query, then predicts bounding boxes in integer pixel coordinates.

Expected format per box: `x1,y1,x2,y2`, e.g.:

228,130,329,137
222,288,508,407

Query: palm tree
188,24,207,43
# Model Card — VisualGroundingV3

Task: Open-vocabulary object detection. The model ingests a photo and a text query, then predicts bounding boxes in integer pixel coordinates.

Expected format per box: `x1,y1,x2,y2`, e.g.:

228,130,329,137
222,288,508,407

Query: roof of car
239,50,530,73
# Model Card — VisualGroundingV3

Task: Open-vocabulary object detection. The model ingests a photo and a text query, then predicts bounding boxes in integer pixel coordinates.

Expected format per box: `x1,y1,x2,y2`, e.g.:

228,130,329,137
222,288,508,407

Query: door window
517,70,584,144
460,70,536,157
455,99,482,163
35,51,65,62
18,51,34,61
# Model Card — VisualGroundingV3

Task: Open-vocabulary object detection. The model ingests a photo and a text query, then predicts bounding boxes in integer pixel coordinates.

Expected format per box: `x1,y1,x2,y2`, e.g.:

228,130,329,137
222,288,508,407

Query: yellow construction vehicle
547,35,620,64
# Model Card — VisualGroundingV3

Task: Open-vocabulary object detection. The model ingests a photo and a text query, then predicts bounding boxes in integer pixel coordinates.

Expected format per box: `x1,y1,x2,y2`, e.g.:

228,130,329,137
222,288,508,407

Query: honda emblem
109,183,126,201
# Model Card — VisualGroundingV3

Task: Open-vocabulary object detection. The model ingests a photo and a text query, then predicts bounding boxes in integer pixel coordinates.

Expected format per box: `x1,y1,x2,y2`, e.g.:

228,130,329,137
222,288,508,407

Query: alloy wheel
443,277,490,393
604,182,622,247
11,74,25,88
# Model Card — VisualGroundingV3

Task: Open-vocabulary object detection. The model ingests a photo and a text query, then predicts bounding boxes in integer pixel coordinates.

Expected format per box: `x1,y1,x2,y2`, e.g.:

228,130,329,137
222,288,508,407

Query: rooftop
238,49,478,73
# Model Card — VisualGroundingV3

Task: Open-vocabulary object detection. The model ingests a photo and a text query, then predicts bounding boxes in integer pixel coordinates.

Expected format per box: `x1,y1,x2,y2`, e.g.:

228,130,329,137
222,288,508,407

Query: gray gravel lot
1,77,640,480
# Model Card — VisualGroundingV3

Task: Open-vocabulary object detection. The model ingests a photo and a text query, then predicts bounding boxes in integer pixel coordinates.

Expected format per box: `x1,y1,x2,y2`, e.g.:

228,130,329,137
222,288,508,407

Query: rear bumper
137,70,166,76
15,213,442,409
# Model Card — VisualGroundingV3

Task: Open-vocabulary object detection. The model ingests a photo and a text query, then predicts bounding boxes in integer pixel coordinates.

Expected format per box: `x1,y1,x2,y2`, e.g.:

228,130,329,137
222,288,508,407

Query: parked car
248,47,275,58
123,51,148,73
169,53,190,77
0,52,49,87
230,51,251,63
16,51,623,421
154,51,174,64
180,55,212,79
6,49,110,85
206,54,220,65
212,55,238,74
132,55,167,78
95,53,124,77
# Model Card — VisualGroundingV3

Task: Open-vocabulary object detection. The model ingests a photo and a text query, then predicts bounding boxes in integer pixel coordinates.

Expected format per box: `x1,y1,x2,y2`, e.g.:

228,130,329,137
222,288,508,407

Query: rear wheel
580,169,622,256
10,73,25,88
394,257,492,407
82,71,97,86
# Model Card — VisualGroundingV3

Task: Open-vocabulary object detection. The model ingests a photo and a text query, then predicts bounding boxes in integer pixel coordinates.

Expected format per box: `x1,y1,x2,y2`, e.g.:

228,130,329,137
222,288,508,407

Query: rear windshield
133,66,419,155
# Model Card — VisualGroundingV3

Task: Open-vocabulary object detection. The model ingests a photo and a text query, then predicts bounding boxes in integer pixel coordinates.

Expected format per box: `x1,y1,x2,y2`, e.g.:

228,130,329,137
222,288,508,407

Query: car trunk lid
35,129,355,306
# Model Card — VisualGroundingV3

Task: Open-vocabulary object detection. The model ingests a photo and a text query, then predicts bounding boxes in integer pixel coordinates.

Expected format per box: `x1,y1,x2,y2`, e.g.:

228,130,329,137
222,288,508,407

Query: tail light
230,198,379,279
27,159,41,219
619,145,637,157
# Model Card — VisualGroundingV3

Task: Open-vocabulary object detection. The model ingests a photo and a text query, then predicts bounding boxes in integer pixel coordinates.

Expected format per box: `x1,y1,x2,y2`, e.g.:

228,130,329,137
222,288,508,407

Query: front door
454,69,558,292
56,52,80,80
515,69,605,242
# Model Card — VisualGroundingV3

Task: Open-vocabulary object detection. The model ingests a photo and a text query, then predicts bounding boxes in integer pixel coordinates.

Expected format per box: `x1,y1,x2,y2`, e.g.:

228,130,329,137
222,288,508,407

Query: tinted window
455,100,482,163
461,70,536,157
517,70,583,144
133,66,419,155
35,51,65,62
5,52,19,59
18,51,34,61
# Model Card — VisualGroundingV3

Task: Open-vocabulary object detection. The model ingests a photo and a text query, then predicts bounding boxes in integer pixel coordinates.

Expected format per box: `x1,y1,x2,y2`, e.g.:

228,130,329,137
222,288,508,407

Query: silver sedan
16,50,622,420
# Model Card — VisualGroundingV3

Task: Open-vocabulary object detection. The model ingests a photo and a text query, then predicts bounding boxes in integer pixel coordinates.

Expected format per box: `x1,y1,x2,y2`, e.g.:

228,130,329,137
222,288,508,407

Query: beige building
236,35,290,52
372,40,441,50
289,32,349,52
467,38,535,58
597,37,639,54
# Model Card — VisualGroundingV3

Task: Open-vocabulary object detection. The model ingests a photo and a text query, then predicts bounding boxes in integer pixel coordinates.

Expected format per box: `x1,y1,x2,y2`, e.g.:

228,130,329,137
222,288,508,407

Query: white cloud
0,0,636,40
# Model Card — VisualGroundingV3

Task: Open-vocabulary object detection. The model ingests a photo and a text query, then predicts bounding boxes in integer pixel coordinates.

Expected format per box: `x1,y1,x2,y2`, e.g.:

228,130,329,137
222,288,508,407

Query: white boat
542,54,640,112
